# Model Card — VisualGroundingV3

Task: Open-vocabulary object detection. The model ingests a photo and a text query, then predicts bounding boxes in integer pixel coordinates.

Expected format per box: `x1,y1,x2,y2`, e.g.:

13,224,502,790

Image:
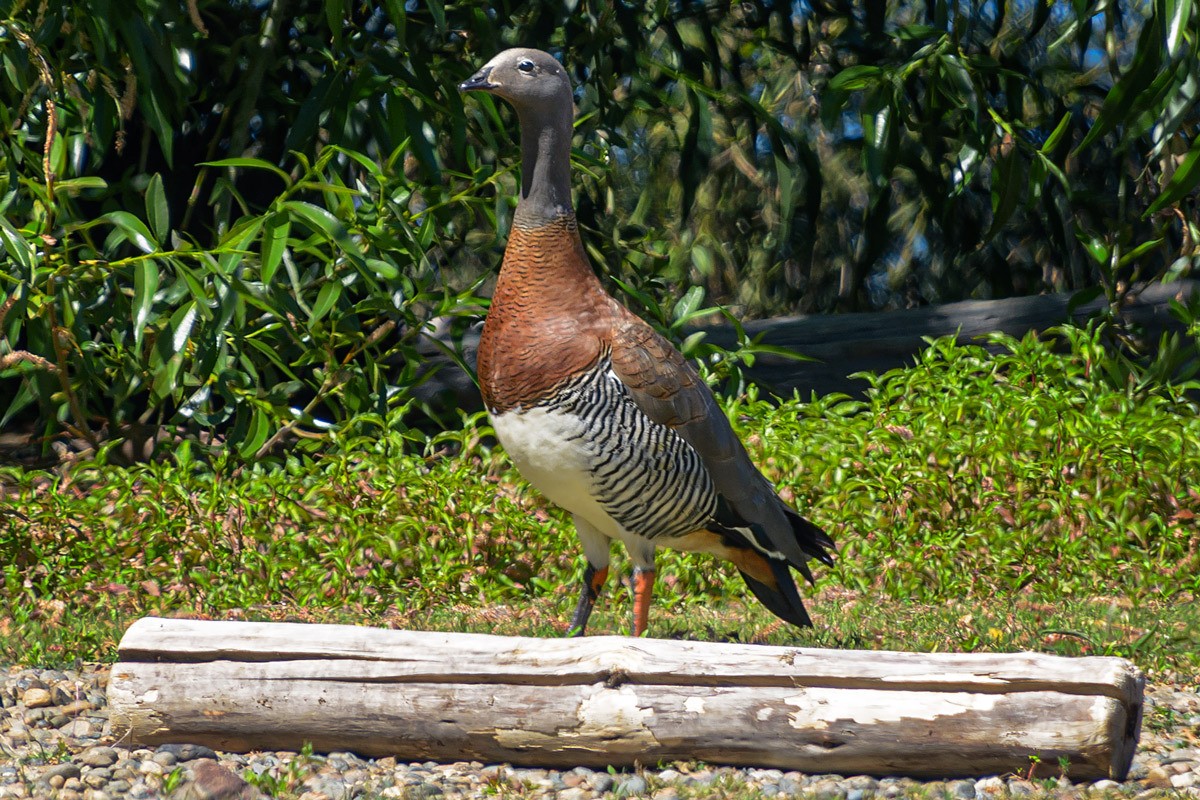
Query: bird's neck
514,104,574,228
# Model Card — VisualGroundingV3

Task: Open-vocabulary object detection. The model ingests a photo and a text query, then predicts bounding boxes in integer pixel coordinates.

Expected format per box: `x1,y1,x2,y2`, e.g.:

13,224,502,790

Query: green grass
1,327,1198,678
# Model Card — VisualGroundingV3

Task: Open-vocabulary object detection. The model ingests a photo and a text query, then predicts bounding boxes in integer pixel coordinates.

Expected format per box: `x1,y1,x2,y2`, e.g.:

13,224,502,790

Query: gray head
460,48,576,224
458,48,573,113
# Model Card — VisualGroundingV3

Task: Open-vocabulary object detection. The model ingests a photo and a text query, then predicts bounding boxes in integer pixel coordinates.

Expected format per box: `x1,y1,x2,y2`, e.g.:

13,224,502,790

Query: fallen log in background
108,617,1144,780
412,279,1198,409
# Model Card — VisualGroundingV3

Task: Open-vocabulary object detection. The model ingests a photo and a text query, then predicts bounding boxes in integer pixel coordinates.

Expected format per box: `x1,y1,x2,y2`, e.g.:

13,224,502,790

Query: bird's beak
459,65,497,93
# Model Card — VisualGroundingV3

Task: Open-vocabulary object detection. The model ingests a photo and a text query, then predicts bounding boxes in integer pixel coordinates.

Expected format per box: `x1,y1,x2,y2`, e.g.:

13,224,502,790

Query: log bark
108,617,1143,780
413,279,1198,407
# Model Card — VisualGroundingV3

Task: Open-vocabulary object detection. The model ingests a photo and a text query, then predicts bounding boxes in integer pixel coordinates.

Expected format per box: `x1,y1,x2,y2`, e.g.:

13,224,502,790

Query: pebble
1,664,1198,799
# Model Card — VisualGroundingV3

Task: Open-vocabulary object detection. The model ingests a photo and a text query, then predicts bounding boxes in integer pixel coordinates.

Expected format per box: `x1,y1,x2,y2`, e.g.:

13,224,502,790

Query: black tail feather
787,508,836,570
738,559,813,628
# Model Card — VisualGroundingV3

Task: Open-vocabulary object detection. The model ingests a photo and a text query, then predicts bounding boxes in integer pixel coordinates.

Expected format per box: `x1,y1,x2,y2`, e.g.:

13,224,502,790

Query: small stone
45,763,82,781
140,760,165,776
559,789,591,800
1145,767,1175,788
80,746,120,767
617,774,648,795
82,790,110,800
845,775,879,792
1092,779,1122,791
407,782,443,798
22,687,52,708
811,778,847,800
657,769,681,782
61,699,93,716
158,743,219,762
186,759,263,799
948,779,976,799
652,788,678,800
83,772,110,789
591,773,616,793
975,776,1006,797
1172,773,1200,789
1007,779,1036,796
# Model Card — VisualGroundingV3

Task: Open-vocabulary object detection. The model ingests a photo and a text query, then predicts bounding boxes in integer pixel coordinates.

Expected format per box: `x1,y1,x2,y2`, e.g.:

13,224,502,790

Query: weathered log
414,279,1199,407
108,617,1143,779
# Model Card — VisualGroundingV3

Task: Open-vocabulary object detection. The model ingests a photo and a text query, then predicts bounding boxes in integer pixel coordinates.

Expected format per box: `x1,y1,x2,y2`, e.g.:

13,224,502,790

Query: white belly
490,407,624,540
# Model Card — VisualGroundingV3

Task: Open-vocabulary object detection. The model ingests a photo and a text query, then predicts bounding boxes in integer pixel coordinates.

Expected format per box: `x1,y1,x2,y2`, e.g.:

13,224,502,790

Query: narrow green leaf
260,213,290,285
828,65,885,92
672,285,706,322
382,0,406,38
55,177,108,194
1165,0,1194,58
104,210,159,254
1075,231,1110,265
1041,112,1073,154
132,260,160,349
283,201,365,264
151,352,184,402
170,300,199,354
237,408,271,459
325,0,343,48
863,90,897,189
146,173,169,242
691,244,714,277
1074,13,1163,154
201,158,292,185
426,0,446,32
366,258,399,279
310,279,343,322
1118,238,1165,267
0,216,35,271
1145,135,1200,216
284,200,345,241
986,146,1025,239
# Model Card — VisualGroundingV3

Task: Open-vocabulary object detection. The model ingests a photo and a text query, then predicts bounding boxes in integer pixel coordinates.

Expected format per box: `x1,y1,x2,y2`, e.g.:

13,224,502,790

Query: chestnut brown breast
477,216,619,413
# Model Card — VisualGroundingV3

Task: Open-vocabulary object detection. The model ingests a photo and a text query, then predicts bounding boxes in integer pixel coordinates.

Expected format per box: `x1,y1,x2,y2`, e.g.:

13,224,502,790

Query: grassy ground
1,327,1198,679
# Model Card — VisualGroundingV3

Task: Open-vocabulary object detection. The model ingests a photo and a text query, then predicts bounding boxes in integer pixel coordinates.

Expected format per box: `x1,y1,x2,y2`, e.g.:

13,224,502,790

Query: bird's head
458,48,573,112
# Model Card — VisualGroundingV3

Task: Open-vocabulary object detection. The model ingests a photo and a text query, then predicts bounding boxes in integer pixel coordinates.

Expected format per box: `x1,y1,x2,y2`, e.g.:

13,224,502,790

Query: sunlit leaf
260,213,290,285
0,217,34,271
237,408,271,459
828,65,885,92
132,259,160,349
1145,135,1200,217
310,279,343,322
146,173,169,242
103,211,159,254
202,158,293,185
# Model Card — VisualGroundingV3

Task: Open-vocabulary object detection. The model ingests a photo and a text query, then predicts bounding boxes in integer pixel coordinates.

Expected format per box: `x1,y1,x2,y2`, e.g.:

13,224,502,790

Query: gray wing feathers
608,318,809,565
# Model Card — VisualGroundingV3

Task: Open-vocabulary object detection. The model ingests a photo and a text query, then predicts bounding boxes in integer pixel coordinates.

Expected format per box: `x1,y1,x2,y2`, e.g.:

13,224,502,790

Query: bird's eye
517,59,535,73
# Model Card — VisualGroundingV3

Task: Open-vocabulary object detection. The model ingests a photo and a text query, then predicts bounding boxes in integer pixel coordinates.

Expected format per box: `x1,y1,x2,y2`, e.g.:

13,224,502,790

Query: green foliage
2,333,1198,672
0,148,493,459
2,0,1198,455
818,0,1200,309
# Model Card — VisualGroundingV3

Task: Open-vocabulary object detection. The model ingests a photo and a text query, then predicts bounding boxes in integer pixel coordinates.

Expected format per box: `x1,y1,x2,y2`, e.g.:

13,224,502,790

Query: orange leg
567,563,609,636
632,567,655,637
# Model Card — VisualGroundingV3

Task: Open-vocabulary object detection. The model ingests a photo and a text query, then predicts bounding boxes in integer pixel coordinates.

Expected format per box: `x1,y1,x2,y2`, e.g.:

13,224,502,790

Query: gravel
1,663,1197,799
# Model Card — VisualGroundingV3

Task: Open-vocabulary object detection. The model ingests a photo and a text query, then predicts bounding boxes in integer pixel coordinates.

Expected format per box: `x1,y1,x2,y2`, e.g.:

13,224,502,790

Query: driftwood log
108,617,1143,780
415,279,1199,408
